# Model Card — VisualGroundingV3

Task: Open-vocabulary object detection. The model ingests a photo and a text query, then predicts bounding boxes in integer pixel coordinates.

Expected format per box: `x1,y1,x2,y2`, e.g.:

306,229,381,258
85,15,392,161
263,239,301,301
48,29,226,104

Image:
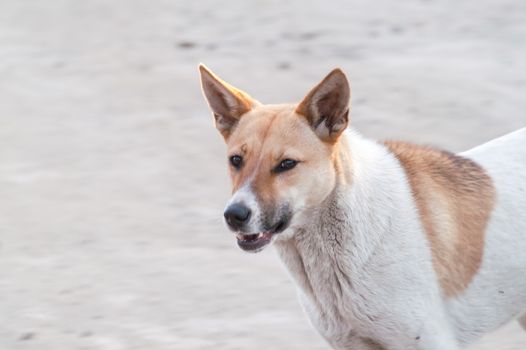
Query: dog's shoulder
382,140,495,297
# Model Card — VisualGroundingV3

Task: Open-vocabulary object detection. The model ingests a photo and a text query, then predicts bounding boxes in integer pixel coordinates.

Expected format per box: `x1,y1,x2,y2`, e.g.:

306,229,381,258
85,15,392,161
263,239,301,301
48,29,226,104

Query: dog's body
199,65,526,349
275,129,526,350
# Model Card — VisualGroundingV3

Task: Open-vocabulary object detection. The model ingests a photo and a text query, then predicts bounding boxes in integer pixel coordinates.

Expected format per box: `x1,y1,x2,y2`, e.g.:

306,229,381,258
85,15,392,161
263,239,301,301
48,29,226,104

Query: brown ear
199,64,258,139
296,68,350,143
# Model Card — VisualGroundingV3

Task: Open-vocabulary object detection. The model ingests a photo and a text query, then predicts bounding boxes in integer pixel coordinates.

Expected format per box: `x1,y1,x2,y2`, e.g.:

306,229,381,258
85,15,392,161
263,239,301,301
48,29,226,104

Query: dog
199,64,526,350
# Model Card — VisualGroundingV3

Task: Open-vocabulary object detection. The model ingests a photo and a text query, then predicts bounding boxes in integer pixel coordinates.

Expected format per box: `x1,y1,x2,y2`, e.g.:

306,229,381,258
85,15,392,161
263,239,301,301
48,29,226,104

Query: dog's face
199,65,350,252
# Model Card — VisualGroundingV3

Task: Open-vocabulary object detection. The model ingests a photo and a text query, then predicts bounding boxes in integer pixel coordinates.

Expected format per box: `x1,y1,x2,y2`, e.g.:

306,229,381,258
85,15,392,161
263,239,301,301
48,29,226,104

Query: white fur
272,128,526,350
226,184,262,233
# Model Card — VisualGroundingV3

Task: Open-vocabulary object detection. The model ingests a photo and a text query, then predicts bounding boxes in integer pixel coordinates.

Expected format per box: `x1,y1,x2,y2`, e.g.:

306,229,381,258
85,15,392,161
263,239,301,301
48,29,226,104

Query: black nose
224,203,251,230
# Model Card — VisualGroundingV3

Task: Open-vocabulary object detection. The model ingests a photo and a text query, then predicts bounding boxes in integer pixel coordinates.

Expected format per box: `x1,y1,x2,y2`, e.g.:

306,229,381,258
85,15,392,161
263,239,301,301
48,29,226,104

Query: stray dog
199,64,526,350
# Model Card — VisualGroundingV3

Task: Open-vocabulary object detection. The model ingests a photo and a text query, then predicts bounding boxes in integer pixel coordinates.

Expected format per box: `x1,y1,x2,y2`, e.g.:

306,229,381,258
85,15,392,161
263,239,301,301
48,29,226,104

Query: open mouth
235,220,289,252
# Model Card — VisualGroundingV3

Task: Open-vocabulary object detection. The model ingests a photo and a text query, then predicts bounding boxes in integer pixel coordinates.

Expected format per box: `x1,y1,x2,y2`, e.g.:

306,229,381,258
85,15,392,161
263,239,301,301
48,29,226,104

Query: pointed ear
199,64,258,139
296,68,350,143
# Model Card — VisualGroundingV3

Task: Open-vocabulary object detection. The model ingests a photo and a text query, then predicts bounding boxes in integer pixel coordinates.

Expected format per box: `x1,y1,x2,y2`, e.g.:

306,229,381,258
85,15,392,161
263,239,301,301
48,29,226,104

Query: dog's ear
296,68,350,143
199,64,258,139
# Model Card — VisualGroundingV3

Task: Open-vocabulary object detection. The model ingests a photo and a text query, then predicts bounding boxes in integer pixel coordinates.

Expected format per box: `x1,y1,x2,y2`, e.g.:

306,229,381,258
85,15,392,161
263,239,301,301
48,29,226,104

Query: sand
0,0,525,349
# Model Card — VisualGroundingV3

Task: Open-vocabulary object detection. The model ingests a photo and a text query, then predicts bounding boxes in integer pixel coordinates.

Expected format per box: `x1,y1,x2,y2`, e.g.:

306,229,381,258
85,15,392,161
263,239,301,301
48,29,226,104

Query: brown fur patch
383,141,495,297
225,104,340,211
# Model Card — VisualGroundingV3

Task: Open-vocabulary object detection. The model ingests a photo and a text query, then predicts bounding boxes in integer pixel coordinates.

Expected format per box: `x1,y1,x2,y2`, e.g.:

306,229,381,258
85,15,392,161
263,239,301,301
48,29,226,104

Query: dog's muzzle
224,201,292,253
234,215,291,253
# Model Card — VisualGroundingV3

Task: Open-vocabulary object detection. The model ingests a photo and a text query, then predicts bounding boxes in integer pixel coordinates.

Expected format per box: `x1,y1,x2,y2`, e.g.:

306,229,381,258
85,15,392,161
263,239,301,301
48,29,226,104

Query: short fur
383,141,495,297
199,64,526,350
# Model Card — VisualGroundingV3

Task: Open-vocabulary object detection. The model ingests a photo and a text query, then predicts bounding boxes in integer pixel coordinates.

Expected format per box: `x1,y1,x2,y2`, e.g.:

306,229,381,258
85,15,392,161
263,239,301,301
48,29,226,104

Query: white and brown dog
199,65,526,350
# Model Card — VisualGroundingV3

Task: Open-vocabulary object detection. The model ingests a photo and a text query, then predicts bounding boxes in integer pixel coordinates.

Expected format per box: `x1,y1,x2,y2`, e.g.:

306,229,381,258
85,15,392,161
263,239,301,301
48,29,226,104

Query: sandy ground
0,0,525,349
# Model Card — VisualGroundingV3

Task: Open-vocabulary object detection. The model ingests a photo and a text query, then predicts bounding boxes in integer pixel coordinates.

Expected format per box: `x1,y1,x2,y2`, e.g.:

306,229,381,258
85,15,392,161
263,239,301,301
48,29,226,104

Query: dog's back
381,128,526,345
446,128,526,343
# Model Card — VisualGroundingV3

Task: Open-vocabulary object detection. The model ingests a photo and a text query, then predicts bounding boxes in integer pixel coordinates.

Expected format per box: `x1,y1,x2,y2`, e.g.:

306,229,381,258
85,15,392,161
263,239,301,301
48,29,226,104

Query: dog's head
199,65,351,252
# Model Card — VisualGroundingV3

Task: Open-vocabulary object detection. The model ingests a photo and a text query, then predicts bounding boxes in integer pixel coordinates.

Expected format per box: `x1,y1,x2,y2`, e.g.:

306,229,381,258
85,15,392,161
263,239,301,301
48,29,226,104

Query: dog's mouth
235,219,289,253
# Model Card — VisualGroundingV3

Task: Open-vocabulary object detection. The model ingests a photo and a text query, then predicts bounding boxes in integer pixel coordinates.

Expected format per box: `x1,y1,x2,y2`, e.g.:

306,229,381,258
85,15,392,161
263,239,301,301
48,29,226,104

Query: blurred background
0,0,525,349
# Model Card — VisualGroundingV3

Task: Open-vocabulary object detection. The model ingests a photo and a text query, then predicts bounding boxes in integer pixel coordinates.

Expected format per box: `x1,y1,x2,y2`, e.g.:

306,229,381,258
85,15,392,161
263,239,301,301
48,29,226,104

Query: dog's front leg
413,330,459,350
397,319,460,350
362,315,460,350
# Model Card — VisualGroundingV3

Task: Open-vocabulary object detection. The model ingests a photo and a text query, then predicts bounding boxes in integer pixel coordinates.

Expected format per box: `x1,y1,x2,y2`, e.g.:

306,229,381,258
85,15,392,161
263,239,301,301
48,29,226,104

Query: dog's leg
518,313,526,331
376,310,460,350
412,321,460,350
415,333,459,350
344,332,458,350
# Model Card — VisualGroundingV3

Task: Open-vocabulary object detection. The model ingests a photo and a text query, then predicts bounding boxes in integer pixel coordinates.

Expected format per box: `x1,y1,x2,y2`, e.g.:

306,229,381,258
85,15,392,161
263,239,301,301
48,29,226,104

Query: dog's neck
274,131,401,328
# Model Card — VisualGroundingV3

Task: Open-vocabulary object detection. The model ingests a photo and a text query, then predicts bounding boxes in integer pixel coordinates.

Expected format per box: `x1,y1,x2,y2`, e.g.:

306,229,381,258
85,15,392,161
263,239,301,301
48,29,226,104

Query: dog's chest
300,257,376,338
275,234,379,345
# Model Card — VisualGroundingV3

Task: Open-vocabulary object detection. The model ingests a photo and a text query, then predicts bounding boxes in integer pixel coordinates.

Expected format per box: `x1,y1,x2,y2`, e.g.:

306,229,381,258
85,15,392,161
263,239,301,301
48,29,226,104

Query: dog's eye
229,155,243,169
275,159,298,173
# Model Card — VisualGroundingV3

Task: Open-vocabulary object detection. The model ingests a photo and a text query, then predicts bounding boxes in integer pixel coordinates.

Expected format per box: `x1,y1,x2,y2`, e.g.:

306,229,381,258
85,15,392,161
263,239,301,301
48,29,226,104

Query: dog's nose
224,203,251,230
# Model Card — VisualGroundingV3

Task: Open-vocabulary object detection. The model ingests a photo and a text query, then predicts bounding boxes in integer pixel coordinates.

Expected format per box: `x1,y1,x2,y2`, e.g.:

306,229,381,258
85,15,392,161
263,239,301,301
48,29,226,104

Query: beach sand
0,0,525,348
